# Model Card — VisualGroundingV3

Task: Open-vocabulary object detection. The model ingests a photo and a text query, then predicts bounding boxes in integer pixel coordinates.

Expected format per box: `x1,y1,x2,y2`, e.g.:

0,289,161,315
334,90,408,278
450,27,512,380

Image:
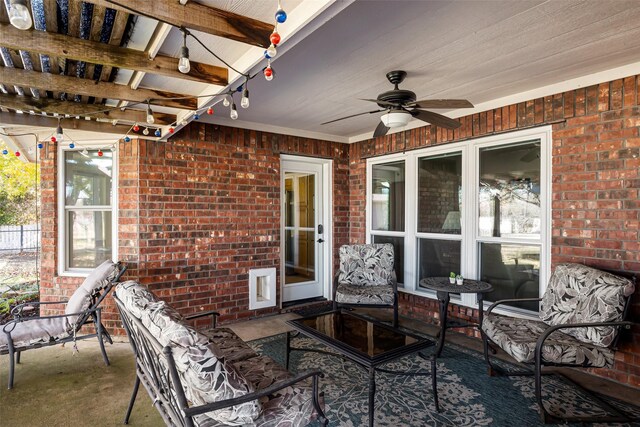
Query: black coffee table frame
286,310,438,427
419,277,493,358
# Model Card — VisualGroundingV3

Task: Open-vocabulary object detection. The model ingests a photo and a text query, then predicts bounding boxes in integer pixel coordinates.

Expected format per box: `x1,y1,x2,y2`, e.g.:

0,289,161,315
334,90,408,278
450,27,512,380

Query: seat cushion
540,263,635,347
0,317,69,352
482,313,614,368
65,260,120,329
115,282,261,425
338,244,395,287
335,282,395,305
194,354,318,427
202,327,258,364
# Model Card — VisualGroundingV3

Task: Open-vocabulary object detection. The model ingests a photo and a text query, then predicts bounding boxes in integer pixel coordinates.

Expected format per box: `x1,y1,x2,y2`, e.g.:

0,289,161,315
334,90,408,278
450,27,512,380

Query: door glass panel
284,172,316,285
68,210,112,268
372,161,405,231
418,239,461,283
480,243,540,311
479,141,541,238
418,153,462,234
371,235,404,284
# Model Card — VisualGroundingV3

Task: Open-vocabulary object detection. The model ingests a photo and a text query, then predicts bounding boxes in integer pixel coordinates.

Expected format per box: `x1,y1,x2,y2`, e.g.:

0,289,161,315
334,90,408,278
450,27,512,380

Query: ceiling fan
322,70,474,137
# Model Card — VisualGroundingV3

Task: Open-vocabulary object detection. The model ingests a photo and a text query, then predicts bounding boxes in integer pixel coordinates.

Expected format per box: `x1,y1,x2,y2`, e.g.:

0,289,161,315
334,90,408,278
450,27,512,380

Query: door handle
317,238,325,243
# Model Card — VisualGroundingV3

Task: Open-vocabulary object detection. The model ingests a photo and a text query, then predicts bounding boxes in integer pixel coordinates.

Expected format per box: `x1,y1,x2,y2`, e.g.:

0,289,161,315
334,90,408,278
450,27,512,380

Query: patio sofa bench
114,281,327,427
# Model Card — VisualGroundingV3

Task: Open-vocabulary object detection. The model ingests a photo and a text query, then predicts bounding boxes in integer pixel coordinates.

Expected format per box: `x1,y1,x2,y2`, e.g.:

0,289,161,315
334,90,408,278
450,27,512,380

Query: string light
8,0,32,30
222,96,230,107
97,150,103,157
146,103,155,124
133,124,140,132
207,106,214,115
55,121,64,142
275,1,287,23
241,77,250,109
69,142,75,149
264,60,274,81
169,127,175,133
124,136,131,142
178,29,191,74
154,129,162,137
143,127,150,136
230,102,238,120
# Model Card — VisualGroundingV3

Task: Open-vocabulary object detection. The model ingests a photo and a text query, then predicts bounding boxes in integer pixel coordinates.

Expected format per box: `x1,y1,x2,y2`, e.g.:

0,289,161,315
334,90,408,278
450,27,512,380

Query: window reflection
418,153,462,234
372,161,405,232
479,141,541,239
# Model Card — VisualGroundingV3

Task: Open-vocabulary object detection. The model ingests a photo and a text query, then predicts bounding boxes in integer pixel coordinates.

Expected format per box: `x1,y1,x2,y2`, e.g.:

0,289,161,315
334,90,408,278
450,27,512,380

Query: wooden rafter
0,67,198,110
0,23,229,85
84,0,273,48
0,92,176,125
0,110,134,134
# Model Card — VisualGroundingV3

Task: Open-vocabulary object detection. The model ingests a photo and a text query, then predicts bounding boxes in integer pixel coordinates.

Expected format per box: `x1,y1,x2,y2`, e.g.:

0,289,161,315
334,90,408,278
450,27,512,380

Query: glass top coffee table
286,310,438,427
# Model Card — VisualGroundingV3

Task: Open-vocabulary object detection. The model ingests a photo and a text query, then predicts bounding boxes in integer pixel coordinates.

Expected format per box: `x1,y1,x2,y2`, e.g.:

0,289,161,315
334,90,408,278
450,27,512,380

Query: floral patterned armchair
481,263,636,424
332,244,398,326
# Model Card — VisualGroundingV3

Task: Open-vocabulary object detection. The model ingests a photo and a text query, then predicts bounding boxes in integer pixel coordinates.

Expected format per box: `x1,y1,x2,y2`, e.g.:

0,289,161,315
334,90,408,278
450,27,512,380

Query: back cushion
540,263,635,347
65,260,120,328
115,282,260,425
338,244,395,287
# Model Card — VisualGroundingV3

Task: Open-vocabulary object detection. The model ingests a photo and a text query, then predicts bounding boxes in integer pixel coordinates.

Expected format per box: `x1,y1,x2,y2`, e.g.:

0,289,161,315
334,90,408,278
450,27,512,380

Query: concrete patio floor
1,311,638,426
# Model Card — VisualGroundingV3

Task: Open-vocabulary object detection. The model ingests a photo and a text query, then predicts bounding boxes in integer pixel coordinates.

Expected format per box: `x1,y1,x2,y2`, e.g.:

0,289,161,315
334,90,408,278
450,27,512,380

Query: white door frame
280,154,333,306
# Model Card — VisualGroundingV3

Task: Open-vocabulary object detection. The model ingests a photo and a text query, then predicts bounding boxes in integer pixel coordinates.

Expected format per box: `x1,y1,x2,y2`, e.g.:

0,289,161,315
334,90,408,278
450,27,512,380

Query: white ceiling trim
348,61,640,143
200,116,348,143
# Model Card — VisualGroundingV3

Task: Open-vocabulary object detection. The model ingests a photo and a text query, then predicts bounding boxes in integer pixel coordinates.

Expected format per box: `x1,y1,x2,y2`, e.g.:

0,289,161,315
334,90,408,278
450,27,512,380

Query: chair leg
482,334,497,377
16,350,21,364
392,299,399,327
7,349,15,389
124,376,140,424
95,309,110,366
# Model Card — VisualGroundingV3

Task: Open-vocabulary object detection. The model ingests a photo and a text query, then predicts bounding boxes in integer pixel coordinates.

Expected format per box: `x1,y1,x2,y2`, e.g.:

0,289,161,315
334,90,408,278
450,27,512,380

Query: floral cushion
115,282,260,425
334,282,395,305
194,354,318,427
540,264,635,348
482,314,614,368
337,244,395,287
201,327,257,364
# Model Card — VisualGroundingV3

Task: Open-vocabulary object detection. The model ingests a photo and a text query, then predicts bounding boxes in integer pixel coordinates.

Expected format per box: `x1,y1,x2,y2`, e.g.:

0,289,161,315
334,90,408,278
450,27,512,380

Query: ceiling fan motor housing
377,89,416,108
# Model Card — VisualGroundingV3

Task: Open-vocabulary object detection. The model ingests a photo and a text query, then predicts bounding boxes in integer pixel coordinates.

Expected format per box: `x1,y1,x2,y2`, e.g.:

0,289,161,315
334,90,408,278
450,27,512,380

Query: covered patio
1,0,640,426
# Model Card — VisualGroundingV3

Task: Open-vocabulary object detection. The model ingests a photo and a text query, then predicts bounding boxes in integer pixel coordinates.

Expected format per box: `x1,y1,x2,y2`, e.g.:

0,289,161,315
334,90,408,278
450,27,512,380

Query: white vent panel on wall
249,267,276,310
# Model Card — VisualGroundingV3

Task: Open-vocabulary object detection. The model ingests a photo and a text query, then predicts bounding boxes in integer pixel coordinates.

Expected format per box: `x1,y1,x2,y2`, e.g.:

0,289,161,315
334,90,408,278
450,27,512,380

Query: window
366,127,550,315
59,149,116,273
369,160,405,284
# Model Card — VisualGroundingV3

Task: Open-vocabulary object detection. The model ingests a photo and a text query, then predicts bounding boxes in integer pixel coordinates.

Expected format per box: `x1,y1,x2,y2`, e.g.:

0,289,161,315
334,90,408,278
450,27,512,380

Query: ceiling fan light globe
381,111,411,128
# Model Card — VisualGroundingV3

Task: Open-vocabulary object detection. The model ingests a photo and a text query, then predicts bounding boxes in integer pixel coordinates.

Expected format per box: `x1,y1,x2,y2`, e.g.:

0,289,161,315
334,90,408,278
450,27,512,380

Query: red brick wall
348,74,640,386
39,123,350,334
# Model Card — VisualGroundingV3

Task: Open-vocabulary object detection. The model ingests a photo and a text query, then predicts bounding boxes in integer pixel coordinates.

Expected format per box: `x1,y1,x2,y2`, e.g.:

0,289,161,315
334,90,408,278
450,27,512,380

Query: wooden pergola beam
0,92,176,125
0,67,198,110
0,24,228,86
0,111,134,134
86,0,273,48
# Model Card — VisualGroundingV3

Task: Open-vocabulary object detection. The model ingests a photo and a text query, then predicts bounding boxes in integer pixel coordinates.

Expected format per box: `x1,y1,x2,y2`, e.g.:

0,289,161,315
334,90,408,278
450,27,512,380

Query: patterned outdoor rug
248,333,640,427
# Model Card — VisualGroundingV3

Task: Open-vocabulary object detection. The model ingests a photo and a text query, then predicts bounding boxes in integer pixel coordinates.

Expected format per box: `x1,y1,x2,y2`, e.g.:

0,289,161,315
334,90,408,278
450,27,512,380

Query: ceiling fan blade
321,109,384,125
409,99,474,109
411,109,461,130
373,120,390,138
359,98,401,108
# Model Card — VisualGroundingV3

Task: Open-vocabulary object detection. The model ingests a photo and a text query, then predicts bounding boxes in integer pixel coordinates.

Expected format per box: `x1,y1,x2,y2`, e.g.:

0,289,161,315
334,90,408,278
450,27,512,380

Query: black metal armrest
11,300,69,317
183,370,325,417
3,307,102,334
486,298,542,315
184,310,220,328
536,320,634,354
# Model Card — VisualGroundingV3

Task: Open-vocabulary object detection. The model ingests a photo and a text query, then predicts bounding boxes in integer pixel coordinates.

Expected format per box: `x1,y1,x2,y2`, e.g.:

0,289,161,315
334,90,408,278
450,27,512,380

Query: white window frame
57,146,118,277
366,126,552,317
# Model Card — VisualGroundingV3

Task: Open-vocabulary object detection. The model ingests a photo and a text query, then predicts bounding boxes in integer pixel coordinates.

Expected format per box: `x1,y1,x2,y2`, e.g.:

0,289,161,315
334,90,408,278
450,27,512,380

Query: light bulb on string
178,30,191,74
8,0,32,30
230,103,238,120
98,150,103,157
169,127,175,134
124,136,131,142
15,151,20,157
194,113,200,120
266,44,277,58
154,129,161,137
37,143,43,149
270,30,281,46
69,142,75,149
2,149,8,155
222,96,230,107
50,136,57,143
264,63,274,81
275,3,287,24
146,103,155,124
241,81,250,108
56,122,64,142
143,127,150,136
133,124,140,132
207,106,214,115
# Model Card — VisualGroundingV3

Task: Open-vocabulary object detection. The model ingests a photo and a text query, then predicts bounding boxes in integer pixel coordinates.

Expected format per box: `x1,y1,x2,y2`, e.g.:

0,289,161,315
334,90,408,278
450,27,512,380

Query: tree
0,141,40,225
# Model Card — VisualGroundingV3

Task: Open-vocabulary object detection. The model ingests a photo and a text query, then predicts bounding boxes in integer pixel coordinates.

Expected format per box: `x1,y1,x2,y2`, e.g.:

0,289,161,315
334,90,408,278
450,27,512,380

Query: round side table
419,277,493,357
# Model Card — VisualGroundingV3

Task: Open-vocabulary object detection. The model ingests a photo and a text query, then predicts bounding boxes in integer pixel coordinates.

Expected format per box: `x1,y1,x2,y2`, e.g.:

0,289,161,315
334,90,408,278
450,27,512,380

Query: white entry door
281,156,331,303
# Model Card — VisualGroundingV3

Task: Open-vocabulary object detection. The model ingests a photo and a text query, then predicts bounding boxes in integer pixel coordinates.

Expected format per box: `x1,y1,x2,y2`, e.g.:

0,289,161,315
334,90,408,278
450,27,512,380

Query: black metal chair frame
1,262,126,389
482,274,637,424
332,273,399,327
114,294,328,427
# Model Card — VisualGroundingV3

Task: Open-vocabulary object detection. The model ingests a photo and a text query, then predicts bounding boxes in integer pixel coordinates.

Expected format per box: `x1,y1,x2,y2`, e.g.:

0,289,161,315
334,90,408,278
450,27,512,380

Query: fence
0,225,40,253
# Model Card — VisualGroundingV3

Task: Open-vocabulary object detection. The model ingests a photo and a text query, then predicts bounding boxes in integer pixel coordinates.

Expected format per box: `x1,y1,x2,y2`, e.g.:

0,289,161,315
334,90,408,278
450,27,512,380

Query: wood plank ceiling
0,0,273,137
